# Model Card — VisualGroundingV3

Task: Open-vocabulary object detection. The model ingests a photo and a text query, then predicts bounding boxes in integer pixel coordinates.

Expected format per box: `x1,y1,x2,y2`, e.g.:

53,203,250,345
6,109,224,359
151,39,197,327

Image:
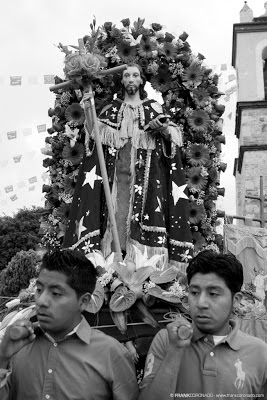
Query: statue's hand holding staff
149,117,171,141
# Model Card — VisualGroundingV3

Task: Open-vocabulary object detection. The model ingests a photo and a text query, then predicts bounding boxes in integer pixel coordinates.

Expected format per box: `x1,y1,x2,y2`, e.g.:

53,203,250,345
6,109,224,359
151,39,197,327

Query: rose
43,158,55,168
179,31,189,41
121,18,130,27
64,53,82,78
42,184,52,193
104,22,112,32
80,53,101,76
151,23,162,32
164,32,175,42
197,52,205,61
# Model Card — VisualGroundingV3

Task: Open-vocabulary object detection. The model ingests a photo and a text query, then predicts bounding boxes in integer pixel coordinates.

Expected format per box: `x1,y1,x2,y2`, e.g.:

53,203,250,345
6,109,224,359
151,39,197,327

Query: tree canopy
0,207,43,272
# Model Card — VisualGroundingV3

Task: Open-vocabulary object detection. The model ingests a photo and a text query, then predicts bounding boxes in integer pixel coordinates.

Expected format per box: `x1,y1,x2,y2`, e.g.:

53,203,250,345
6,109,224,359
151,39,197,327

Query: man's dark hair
40,249,97,297
186,250,244,295
118,62,148,100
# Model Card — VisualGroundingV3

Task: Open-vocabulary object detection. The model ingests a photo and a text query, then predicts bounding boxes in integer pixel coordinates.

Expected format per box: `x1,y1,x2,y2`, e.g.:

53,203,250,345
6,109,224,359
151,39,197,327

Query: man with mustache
139,250,267,399
63,63,193,271
0,249,139,400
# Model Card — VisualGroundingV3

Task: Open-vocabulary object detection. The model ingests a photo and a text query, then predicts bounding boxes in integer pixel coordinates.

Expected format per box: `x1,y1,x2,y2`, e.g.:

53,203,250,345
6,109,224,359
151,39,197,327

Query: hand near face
0,319,36,360
166,316,193,349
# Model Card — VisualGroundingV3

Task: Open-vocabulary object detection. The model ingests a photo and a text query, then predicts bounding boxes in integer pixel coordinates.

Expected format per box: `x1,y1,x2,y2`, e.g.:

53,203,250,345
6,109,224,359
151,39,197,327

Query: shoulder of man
237,328,267,352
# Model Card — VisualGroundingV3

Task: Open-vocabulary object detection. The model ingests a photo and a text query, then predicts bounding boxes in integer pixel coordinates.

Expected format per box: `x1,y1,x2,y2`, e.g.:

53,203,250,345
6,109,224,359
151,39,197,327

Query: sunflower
65,103,85,125
138,39,156,58
62,142,84,166
187,110,210,132
64,175,76,195
186,143,210,166
57,203,71,224
163,42,177,60
192,231,207,252
192,88,210,107
182,62,203,89
150,71,172,93
189,202,206,224
117,41,137,62
186,167,208,191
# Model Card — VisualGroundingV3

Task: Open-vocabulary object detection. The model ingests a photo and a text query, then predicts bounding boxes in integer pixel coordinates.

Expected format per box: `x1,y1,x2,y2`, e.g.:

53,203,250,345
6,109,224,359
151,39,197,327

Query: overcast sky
0,0,265,216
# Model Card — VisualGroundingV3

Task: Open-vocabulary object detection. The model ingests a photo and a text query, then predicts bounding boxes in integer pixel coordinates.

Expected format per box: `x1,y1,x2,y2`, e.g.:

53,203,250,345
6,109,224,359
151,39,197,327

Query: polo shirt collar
224,320,240,350
191,319,240,350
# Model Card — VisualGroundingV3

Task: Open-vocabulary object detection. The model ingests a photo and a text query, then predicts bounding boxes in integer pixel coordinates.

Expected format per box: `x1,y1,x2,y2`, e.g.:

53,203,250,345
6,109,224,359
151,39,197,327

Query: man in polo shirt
0,249,138,400
139,250,267,399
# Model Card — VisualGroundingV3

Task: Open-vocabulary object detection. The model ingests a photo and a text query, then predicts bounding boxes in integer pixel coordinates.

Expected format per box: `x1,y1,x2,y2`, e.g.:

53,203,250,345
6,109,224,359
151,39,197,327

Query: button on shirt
0,317,138,400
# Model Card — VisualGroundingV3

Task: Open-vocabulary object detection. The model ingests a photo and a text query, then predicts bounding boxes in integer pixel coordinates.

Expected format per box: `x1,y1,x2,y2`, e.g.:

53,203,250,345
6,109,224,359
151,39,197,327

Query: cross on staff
226,176,267,228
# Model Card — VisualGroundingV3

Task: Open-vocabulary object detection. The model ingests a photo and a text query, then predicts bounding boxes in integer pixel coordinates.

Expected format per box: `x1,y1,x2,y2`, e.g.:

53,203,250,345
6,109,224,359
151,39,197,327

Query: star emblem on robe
83,165,102,190
172,182,188,205
112,107,118,112
144,214,149,220
75,216,87,240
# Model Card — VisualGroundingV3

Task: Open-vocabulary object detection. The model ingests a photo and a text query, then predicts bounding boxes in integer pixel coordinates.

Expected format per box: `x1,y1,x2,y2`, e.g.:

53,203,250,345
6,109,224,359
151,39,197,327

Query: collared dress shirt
0,317,139,400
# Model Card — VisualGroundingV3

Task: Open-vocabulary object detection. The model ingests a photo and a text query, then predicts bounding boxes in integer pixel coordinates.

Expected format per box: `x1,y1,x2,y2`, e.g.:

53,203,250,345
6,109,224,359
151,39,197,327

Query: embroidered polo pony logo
234,358,246,389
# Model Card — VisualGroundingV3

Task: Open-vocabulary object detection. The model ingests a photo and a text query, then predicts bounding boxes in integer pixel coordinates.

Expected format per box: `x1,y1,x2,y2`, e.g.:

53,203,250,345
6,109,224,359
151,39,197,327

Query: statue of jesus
63,63,193,269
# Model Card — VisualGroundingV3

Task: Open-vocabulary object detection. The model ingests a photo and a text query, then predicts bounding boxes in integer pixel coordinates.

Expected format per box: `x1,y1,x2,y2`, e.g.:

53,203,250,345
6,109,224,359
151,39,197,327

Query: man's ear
79,292,91,312
233,292,242,309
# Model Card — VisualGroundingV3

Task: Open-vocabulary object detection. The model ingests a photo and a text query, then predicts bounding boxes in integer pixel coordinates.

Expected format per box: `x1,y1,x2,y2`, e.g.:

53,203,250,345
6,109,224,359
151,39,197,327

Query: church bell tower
232,2,267,224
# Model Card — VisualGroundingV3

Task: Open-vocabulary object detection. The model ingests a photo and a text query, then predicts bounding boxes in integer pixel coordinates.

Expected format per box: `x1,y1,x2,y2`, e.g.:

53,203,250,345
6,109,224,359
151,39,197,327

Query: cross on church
226,176,267,228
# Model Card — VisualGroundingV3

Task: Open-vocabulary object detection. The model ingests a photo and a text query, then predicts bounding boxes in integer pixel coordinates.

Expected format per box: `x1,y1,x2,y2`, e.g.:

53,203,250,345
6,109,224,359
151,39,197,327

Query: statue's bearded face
121,66,143,95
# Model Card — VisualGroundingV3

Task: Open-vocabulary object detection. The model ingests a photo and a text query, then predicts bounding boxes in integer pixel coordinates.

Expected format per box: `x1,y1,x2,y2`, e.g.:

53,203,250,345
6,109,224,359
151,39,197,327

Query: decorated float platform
2,17,267,372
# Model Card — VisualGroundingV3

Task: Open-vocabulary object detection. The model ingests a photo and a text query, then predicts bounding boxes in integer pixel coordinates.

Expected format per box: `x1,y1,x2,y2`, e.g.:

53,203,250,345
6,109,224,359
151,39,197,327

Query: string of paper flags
3,75,55,86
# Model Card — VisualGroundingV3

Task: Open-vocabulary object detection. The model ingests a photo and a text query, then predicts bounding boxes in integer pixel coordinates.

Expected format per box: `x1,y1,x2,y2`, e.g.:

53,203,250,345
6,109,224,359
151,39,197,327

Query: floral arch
41,17,226,256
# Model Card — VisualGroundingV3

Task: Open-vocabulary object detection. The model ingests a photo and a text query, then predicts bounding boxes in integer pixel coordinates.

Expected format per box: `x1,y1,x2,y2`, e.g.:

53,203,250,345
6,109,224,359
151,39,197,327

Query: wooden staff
49,39,127,259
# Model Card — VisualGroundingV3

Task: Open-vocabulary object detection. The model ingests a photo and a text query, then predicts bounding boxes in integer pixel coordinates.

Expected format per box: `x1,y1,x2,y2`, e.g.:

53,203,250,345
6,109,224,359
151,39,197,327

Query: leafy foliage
0,207,43,271
0,250,39,297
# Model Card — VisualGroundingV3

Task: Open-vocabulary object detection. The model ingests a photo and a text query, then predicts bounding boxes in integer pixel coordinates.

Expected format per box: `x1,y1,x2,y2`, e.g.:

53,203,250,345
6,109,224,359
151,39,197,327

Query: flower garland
40,17,226,257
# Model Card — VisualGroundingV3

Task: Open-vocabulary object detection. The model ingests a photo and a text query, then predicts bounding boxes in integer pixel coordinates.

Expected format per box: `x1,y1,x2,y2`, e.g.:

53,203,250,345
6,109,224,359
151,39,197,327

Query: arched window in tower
262,47,267,100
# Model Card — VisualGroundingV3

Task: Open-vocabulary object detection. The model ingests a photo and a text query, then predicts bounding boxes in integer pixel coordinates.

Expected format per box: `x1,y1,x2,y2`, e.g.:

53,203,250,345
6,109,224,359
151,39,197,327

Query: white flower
180,249,192,262
133,245,164,270
132,213,140,222
200,166,209,177
157,236,166,245
163,281,185,297
143,280,156,293
134,185,142,195
108,147,117,156
86,250,115,271
82,240,94,254
97,270,114,287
